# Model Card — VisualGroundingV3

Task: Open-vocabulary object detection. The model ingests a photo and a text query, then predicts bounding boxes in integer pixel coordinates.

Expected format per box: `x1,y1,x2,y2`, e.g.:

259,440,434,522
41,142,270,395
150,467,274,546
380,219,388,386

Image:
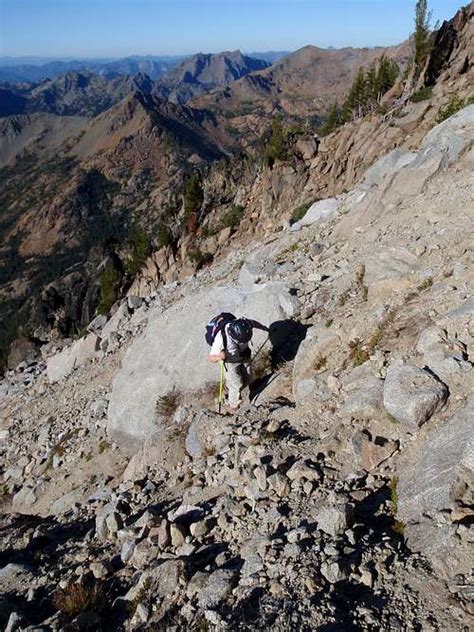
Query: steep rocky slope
0,105,472,631
0,4,471,374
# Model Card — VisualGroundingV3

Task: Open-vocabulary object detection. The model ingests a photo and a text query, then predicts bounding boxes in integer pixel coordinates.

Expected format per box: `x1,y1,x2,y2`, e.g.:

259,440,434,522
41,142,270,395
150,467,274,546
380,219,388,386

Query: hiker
207,315,269,413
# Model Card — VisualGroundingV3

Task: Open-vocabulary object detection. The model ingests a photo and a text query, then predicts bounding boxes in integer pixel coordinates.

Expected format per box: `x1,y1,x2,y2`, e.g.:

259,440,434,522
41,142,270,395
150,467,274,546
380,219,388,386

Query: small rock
170,523,186,547
267,472,290,497
316,504,353,537
383,364,448,429
89,561,111,579
321,560,345,584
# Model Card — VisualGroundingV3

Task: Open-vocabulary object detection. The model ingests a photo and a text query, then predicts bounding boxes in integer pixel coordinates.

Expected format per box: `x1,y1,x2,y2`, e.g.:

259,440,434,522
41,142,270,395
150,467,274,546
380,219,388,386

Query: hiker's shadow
250,319,309,402
269,319,309,364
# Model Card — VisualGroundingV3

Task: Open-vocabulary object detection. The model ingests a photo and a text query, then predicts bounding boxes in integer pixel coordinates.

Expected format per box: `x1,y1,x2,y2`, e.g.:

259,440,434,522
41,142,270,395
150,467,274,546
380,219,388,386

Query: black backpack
205,312,236,349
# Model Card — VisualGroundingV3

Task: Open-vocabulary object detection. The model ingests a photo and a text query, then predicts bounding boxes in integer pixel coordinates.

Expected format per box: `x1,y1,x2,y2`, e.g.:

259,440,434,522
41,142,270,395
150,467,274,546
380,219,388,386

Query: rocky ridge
0,104,473,630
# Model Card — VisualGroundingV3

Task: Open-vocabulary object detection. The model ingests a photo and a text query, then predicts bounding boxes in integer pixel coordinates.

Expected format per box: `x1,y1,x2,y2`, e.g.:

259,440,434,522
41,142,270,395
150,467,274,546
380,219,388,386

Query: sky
0,0,465,59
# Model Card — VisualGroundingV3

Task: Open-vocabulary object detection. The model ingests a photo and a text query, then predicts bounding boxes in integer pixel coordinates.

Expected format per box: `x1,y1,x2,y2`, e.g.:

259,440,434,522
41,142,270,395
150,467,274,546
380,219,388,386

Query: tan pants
225,362,252,408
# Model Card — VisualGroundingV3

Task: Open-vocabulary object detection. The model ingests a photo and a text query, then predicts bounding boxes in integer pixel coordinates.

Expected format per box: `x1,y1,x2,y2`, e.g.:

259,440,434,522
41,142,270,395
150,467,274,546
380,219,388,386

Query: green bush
97,260,122,315
202,225,217,238
157,224,172,249
187,249,213,269
222,204,245,229
126,226,151,277
411,86,433,102
263,117,288,168
437,95,465,122
290,202,311,225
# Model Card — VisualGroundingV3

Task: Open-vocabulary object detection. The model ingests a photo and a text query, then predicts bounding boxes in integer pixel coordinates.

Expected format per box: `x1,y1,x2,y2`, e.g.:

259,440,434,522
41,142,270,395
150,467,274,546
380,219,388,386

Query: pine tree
184,173,204,217
320,101,340,135
365,65,378,106
263,116,288,167
376,56,399,99
343,68,367,120
414,0,431,77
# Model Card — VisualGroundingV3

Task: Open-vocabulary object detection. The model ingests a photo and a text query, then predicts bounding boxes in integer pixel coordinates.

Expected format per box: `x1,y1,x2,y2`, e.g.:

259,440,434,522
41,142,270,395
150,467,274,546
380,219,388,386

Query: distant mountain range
0,51,275,117
0,56,185,83
0,52,288,83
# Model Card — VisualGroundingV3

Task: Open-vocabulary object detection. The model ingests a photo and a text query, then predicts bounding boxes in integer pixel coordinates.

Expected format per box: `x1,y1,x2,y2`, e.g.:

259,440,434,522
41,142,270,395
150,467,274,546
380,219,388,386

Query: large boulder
290,197,340,231
107,283,299,451
398,398,474,577
7,336,40,370
382,364,448,429
46,333,100,383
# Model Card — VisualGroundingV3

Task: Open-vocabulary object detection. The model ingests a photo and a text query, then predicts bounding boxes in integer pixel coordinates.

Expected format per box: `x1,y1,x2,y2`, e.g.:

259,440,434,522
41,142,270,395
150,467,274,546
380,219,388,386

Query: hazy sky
0,0,464,58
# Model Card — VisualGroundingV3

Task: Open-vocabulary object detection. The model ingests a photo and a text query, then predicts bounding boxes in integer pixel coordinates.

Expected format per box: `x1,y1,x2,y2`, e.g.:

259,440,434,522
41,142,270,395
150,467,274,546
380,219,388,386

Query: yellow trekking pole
218,360,225,414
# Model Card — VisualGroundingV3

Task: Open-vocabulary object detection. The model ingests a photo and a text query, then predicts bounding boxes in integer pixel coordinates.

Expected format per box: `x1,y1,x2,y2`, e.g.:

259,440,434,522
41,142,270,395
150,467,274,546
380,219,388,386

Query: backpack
205,312,236,348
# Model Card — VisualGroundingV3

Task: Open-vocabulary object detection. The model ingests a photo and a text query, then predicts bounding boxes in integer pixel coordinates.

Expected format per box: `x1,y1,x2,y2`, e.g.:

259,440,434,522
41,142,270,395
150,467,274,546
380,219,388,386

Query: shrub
348,338,370,367
313,356,327,372
187,249,213,268
417,276,433,291
388,477,406,535
157,224,172,249
222,204,245,229
97,260,122,315
263,117,288,168
252,348,274,381
437,95,465,122
411,86,433,102
156,389,181,419
126,226,151,277
53,581,110,619
318,102,341,136
202,224,217,238
290,202,311,226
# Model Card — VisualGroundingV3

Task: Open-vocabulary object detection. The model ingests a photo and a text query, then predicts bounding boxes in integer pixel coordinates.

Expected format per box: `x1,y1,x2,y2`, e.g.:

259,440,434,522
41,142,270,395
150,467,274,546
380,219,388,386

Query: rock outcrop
107,282,299,450
398,398,474,577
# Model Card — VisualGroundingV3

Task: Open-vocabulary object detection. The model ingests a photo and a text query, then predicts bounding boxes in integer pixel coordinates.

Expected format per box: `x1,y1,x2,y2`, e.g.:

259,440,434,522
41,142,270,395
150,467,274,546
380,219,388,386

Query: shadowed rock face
107,283,299,451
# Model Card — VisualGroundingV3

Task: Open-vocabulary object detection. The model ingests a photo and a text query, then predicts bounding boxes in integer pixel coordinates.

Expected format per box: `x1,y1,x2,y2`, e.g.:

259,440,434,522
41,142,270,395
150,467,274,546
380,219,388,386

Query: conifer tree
414,0,431,76
184,172,204,217
320,101,340,135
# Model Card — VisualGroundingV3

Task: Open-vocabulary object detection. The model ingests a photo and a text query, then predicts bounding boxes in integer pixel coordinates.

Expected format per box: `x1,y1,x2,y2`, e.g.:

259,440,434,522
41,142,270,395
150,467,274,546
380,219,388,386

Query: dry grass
348,338,370,367
251,348,273,381
53,581,110,619
417,277,433,292
156,389,182,419
98,439,109,454
313,355,327,372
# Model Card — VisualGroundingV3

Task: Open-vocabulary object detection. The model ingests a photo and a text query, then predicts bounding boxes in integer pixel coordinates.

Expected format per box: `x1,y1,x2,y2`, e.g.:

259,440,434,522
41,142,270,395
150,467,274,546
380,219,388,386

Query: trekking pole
250,336,270,367
218,360,225,414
